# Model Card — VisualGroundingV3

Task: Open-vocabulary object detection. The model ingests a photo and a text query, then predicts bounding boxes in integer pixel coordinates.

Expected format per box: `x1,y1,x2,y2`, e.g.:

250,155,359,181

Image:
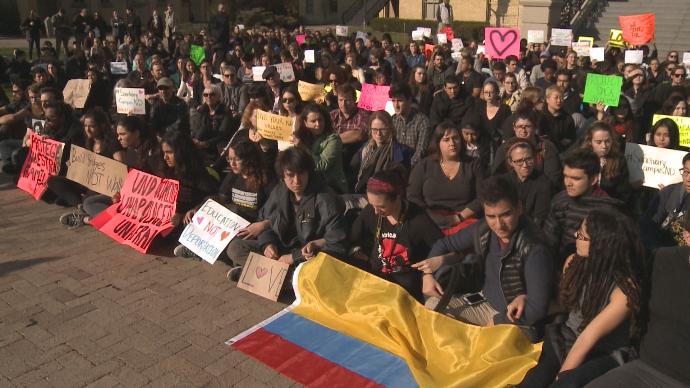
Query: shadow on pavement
0,256,64,277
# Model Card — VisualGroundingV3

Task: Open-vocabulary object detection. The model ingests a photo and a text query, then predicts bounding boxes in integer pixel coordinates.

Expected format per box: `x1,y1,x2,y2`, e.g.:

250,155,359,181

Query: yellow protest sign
578,36,594,47
653,114,690,147
608,29,625,48
298,81,325,101
256,109,294,142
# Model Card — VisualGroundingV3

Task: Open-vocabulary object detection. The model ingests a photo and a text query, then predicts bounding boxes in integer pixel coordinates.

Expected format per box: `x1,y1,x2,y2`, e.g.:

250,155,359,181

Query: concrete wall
299,0,359,25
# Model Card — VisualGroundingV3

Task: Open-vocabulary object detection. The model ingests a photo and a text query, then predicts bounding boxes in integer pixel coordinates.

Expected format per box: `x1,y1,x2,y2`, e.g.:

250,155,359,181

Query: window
329,0,337,13
306,0,314,14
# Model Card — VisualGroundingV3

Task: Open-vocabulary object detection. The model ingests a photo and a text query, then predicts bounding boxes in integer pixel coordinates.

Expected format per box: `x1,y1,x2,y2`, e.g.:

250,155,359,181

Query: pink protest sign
295,34,306,45
91,169,179,253
484,27,520,59
357,84,391,111
440,26,455,41
17,132,64,200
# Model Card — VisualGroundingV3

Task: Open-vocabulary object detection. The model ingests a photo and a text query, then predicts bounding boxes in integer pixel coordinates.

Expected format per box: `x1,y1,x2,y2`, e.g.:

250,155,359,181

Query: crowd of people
1,4,690,387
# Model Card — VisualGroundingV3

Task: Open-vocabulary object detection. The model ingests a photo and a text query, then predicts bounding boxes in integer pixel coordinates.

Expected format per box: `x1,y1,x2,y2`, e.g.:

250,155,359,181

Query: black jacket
429,90,474,129
151,96,190,137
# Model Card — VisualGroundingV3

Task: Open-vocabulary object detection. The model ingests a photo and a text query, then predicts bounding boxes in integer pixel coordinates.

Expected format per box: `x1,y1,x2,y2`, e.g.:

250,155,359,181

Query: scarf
355,140,394,193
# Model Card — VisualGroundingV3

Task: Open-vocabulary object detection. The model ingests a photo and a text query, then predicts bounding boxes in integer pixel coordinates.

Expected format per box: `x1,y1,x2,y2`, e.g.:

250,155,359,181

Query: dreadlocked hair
559,208,644,340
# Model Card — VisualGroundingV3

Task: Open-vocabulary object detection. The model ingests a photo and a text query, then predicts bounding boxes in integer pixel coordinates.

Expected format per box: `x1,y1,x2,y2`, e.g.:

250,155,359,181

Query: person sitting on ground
390,82,432,167
349,169,442,301
188,83,233,164
149,77,189,139
541,85,576,153
517,208,643,388
429,75,474,129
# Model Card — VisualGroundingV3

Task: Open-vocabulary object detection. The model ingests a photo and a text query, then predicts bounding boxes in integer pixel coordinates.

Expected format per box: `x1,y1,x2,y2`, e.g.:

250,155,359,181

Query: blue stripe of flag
263,312,418,388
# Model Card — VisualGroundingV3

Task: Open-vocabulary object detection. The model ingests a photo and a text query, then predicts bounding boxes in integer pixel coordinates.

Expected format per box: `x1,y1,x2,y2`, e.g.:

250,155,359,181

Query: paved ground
0,174,298,387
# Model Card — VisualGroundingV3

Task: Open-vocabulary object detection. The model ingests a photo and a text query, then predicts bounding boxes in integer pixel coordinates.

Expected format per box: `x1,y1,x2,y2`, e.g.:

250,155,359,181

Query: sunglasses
223,73,234,77
673,73,685,78
203,92,216,97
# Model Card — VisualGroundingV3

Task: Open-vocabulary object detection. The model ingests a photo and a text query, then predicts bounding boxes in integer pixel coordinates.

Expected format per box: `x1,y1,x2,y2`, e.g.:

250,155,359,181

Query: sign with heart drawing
484,27,520,59
237,252,290,301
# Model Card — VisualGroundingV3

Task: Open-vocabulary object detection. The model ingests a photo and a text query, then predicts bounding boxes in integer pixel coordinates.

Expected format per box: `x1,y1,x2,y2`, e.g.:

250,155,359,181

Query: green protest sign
190,45,205,66
653,114,690,147
582,73,623,107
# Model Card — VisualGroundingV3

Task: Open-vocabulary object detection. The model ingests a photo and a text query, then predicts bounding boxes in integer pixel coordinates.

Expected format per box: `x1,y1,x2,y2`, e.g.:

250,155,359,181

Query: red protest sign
295,34,306,45
424,44,435,60
619,13,655,45
90,169,179,253
485,27,520,59
357,83,390,111
440,26,455,42
17,132,64,200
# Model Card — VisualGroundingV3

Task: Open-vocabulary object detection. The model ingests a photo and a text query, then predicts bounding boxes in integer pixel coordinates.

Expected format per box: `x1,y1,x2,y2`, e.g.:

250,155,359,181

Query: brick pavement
0,174,299,387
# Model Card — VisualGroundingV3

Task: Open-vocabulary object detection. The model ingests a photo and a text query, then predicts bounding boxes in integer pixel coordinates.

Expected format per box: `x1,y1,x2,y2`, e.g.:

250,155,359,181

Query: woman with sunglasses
278,86,303,118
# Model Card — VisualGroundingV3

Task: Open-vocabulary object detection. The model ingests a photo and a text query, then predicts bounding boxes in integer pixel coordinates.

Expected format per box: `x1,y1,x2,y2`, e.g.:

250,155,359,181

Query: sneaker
76,203,85,213
226,265,243,282
173,244,200,260
59,212,87,229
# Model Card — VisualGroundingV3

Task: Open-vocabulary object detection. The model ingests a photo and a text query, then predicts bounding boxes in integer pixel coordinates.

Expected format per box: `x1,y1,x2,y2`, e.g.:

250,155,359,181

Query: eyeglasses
371,127,390,133
679,168,690,177
575,229,590,242
514,124,534,130
670,54,678,58
511,157,534,166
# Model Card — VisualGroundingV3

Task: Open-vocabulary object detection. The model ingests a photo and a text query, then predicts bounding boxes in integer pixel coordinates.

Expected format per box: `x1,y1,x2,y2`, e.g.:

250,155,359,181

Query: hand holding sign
619,13,655,45
583,73,623,107
17,133,64,200
115,88,145,115
357,84,390,111
256,109,294,142
485,27,520,59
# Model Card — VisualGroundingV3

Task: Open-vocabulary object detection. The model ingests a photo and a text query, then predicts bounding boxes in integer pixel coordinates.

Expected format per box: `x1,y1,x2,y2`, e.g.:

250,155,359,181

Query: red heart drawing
220,231,230,241
255,267,268,279
196,216,204,225
489,29,518,57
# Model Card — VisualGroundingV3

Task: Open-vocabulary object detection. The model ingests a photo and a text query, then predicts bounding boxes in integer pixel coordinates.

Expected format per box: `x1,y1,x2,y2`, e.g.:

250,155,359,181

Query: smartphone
462,292,485,306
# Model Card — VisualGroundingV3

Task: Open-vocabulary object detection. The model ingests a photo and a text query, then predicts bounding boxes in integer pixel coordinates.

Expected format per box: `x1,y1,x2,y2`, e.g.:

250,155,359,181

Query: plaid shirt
330,108,370,137
392,108,431,166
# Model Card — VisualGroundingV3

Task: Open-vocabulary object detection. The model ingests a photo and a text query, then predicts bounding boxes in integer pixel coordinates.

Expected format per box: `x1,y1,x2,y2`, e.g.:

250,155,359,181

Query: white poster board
115,88,145,115
625,143,686,189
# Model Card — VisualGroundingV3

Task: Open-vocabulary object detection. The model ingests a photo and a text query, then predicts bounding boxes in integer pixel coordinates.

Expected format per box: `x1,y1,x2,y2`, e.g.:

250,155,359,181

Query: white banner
115,88,145,115
625,143,686,189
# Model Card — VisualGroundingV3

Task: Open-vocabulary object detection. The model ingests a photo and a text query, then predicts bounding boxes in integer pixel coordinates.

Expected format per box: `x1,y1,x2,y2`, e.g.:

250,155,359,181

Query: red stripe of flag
233,328,384,388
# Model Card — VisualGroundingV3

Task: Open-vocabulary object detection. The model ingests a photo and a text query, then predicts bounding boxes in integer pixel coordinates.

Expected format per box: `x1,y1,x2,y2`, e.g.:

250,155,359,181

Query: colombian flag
227,254,541,387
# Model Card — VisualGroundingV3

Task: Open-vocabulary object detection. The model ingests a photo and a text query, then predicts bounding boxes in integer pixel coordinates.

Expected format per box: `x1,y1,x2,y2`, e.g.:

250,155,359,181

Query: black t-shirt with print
218,172,273,222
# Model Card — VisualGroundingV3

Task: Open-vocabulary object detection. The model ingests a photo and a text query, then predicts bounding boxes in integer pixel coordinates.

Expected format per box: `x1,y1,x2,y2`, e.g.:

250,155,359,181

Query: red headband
367,178,401,194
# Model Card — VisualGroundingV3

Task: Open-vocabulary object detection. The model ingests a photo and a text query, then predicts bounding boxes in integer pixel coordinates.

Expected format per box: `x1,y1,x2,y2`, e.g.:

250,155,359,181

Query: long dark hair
297,102,333,145
228,140,268,192
648,118,680,149
581,121,625,181
559,209,643,337
426,121,467,161
82,107,116,154
159,131,206,185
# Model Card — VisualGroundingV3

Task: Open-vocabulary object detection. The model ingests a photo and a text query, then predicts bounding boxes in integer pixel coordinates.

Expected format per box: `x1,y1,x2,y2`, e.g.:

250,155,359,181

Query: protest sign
252,66,266,82
683,52,690,65
115,88,145,115
110,61,128,75
424,44,435,60
237,252,290,301
295,34,306,45
625,143,685,189
63,79,92,109
583,73,623,107
485,27,520,59
356,31,369,45
653,114,690,147
335,25,348,37
237,24,245,30
440,26,454,41
550,28,573,46
275,62,295,82
65,145,128,196
357,83,391,111
608,29,625,48
416,27,432,38
527,30,545,44
624,50,644,64
619,13,655,45
17,132,64,200
450,52,462,62
578,36,594,47
304,49,315,63
571,42,590,57
31,119,45,135
477,45,485,55
451,38,463,52
298,80,324,101
256,109,294,142
90,169,179,253
190,44,205,66
411,30,423,41
178,199,250,264
590,47,605,62
437,33,447,44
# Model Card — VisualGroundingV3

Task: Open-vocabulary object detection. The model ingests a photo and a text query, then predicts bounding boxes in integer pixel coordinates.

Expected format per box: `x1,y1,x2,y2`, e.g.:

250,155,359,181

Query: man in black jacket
125,7,141,43
150,77,189,138
429,75,474,129
188,84,232,163
208,3,230,51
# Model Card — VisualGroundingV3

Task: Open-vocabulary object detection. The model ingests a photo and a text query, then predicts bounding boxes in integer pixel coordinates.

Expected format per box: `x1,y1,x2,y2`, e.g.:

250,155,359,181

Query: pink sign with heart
485,27,520,60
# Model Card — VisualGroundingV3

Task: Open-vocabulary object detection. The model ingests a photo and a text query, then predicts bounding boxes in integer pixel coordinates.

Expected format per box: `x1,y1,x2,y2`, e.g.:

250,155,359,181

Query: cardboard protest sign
590,47,605,62
619,13,655,45
583,73,622,107
357,83,391,111
440,26,454,41
571,42,590,57
608,29,625,48
304,50,315,63
335,25,348,37
683,52,690,65
252,66,266,82
256,109,294,142
578,36,594,47
411,30,423,41
451,38,463,52
63,79,92,109
178,199,250,264
625,143,685,189
295,34,306,45
437,33,447,44
65,145,128,196
550,28,573,46
527,30,545,44
298,80,324,101
115,88,145,115
17,132,64,200
190,44,205,66
624,50,644,64
653,114,690,147
275,63,295,82
90,169,179,253
485,27,520,59
110,61,128,75
237,252,290,301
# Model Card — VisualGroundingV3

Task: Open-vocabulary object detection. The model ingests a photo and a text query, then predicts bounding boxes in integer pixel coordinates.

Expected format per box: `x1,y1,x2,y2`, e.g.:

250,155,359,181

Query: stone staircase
579,0,690,58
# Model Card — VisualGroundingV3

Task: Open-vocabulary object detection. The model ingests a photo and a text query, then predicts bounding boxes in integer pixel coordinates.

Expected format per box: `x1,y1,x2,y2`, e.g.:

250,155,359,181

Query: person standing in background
72,8,88,51
164,5,177,53
51,9,71,58
21,10,42,61
436,0,453,33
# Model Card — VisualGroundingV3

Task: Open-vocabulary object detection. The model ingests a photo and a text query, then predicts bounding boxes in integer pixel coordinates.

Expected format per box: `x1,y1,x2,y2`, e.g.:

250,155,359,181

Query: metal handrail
342,0,365,24
569,0,608,34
